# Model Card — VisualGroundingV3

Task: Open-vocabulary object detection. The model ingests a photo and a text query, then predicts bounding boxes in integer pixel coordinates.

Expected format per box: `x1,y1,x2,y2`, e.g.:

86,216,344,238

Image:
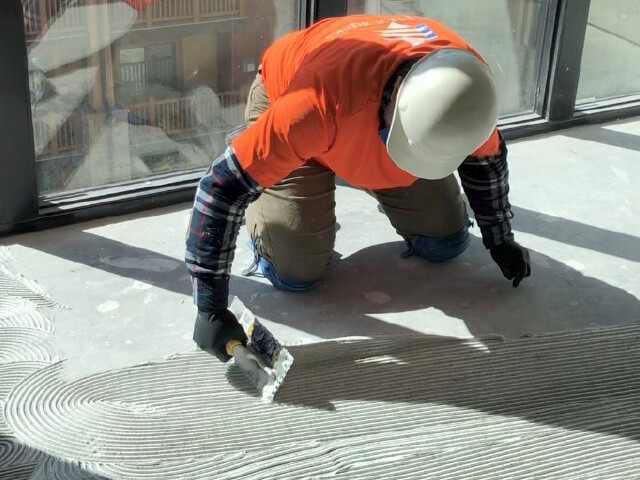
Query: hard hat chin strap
379,59,418,130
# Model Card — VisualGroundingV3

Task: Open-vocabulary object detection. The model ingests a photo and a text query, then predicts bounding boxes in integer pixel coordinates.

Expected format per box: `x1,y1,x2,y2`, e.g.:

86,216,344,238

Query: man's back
233,14,497,190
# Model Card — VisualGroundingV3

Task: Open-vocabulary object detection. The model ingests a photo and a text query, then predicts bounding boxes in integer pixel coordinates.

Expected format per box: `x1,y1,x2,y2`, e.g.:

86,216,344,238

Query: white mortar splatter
120,281,153,295
96,300,120,313
143,292,158,304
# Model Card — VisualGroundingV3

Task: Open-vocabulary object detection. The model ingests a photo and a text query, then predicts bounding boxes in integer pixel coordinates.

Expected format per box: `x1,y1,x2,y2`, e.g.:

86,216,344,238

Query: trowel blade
228,297,293,402
232,343,293,402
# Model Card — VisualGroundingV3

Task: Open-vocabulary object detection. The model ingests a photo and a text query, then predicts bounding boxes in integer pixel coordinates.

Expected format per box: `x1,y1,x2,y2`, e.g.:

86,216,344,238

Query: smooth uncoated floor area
4,117,640,377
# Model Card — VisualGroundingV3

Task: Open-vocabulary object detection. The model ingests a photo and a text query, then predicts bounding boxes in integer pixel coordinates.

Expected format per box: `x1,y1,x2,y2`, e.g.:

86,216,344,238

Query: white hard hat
386,48,499,179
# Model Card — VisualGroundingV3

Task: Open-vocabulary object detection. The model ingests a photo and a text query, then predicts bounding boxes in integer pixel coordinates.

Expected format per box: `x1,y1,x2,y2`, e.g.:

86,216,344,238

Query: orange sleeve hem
472,127,500,157
232,136,281,188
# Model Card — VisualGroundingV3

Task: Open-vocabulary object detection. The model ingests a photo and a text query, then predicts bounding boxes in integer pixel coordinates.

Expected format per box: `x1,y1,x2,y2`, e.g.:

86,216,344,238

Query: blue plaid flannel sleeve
185,146,264,310
458,132,515,249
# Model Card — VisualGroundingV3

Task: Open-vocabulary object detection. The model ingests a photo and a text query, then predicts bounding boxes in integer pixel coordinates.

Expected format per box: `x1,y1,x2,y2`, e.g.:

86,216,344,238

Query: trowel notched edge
228,297,294,401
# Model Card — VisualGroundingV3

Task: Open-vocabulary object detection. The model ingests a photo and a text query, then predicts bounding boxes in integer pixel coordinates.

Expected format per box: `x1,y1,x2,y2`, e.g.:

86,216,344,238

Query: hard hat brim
385,48,498,180
386,128,463,180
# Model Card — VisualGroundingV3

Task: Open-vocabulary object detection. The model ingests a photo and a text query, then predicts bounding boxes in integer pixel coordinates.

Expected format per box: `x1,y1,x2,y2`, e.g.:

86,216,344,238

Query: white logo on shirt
376,21,437,47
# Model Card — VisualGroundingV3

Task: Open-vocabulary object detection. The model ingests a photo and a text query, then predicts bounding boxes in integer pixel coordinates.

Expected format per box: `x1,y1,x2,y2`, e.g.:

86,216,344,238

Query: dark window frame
1,0,639,234
0,2,38,231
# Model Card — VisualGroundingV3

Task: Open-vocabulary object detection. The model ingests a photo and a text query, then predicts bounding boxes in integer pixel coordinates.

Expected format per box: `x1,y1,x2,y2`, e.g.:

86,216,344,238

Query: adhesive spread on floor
0,298,54,333
4,325,640,479
0,435,46,480
0,248,61,309
0,328,56,364
0,247,59,479
0,362,50,406
28,457,109,480
2,246,640,478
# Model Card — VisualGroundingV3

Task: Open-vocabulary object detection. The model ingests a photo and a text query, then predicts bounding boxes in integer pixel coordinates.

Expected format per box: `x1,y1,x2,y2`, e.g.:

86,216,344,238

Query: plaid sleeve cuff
478,222,514,250
191,276,230,310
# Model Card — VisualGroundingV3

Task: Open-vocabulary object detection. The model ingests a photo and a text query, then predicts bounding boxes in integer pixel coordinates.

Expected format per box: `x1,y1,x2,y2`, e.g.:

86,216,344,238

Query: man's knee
405,220,471,262
246,242,330,292
256,255,324,292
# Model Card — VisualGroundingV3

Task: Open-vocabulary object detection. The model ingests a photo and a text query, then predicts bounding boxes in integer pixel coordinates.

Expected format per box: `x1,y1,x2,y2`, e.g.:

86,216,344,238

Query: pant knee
245,241,328,291
405,221,471,262
257,256,320,292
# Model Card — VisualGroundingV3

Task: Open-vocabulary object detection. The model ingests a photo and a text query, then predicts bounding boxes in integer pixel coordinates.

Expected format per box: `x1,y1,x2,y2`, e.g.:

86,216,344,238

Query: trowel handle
225,339,243,357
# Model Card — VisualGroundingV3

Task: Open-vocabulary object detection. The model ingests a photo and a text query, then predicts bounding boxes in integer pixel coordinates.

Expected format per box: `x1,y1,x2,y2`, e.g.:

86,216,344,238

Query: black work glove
489,240,531,288
193,309,247,362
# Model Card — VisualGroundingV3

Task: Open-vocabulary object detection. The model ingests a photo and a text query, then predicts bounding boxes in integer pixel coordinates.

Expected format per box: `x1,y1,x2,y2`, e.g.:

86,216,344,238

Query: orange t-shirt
232,14,499,189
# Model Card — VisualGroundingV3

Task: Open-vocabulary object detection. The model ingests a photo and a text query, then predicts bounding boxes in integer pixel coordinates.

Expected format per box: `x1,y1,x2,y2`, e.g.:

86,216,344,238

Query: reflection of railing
200,0,239,16
128,98,194,135
32,90,243,159
217,91,243,125
23,0,244,36
121,61,147,89
155,97,197,134
121,57,177,89
23,0,88,35
150,0,194,21
32,112,84,157
129,92,243,135
147,0,241,22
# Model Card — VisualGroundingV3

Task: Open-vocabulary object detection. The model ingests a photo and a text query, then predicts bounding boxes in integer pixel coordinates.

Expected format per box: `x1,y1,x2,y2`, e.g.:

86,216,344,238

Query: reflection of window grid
119,44,178,90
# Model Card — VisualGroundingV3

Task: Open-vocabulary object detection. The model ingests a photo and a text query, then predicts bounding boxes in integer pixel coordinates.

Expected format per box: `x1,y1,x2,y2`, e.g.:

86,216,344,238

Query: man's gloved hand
193,309,247,362
489,240,531,288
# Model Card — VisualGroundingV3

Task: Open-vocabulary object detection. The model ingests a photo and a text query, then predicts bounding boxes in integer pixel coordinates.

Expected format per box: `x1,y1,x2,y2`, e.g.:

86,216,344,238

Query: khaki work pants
243,72,468,282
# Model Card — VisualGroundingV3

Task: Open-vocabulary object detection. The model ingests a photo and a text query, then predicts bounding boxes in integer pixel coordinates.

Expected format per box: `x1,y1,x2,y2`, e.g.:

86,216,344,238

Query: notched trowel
225,297,293,402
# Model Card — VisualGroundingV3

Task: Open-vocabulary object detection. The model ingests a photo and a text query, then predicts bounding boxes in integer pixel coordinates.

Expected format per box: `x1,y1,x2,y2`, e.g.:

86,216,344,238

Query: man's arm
186,69,336,307
185,146,264,311
457,132,513,249
458,132,531,287
186,71,337,361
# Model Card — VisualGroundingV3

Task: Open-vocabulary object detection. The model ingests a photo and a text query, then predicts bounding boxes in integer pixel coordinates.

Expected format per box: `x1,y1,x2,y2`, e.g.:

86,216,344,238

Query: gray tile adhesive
0,247,60,480
1,245,640,479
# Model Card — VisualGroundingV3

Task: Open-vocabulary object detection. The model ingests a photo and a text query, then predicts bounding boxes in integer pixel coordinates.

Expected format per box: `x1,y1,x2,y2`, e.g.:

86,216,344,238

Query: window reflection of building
347,0,545,116
119,44,179,91
22,0,280,194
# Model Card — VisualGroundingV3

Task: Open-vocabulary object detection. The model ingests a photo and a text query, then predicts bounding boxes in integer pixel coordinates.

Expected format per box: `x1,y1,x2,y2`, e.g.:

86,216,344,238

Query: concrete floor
1,117,639,478
4,117,640,377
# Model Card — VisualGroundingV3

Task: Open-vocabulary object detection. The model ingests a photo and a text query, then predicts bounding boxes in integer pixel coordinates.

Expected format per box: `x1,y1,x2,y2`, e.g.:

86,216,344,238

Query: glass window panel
576,0,640,103
346,0,550,116
22,0,300,196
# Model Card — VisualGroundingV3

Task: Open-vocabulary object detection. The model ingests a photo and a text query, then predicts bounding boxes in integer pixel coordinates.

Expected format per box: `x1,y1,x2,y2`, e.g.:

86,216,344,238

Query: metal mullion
532,0,560,117
314,0,347,22
545,0,591,122
302,0,315,26
0,2,38,229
